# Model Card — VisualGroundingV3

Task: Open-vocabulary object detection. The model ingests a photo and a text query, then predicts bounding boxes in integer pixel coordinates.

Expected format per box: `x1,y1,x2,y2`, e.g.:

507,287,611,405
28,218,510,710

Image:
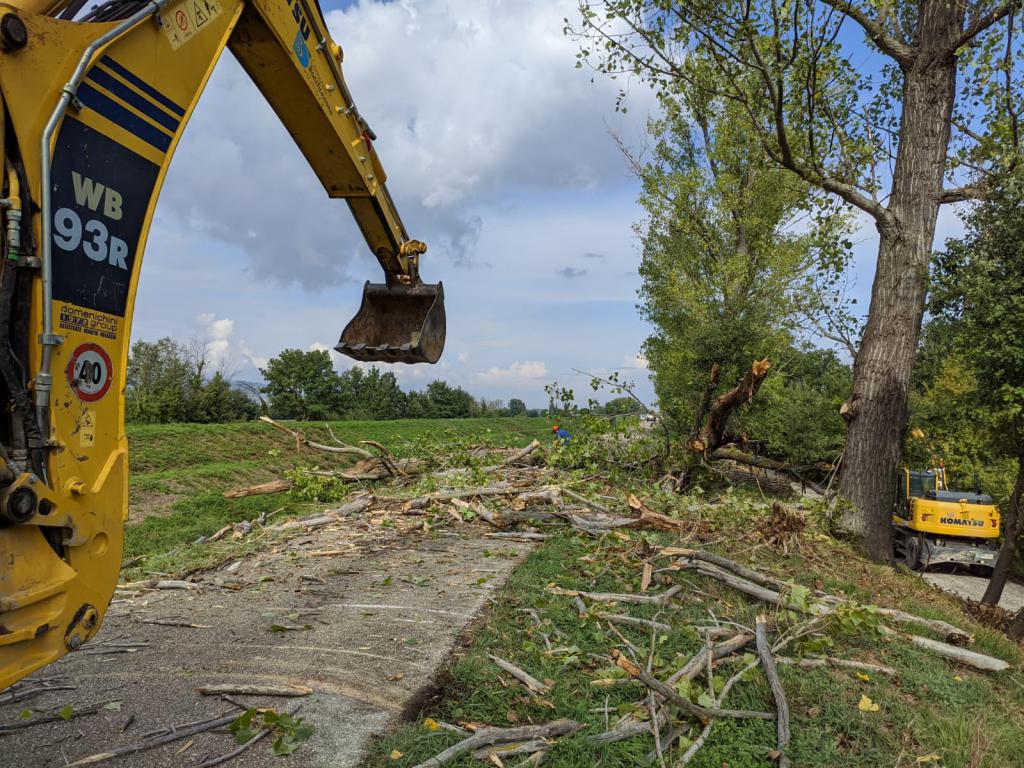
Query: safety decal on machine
66,343,113,403
162,0,222,50
79,409,96,448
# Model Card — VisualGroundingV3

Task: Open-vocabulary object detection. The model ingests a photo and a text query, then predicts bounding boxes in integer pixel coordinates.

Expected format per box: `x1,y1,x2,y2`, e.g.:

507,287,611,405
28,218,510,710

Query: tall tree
929,178,1024,608
260,349,340,420
633,101,848,431
573,1,1024,561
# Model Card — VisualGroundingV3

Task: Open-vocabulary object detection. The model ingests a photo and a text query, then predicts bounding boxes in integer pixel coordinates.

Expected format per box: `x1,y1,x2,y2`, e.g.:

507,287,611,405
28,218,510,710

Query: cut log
223,479,292,499
756,616,791,768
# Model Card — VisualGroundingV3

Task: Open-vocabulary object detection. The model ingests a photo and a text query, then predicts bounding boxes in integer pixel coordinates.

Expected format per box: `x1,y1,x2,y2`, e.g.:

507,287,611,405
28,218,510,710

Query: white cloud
194,313,268,374
476,360,550,384
152,0,652,287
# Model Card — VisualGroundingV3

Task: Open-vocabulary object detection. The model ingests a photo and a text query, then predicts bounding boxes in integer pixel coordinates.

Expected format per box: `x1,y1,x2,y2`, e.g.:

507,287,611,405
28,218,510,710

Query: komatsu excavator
0,0,445,690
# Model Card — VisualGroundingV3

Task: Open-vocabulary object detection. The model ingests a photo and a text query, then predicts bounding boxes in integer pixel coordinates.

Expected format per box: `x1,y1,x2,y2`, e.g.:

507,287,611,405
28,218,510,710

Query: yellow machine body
892,467,1001,569
0,0,441,690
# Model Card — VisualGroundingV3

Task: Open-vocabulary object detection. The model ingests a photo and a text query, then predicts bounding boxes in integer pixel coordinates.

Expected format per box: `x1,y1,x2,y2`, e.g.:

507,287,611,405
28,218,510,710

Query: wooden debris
471,739,547,761
488,654,549,695
64,708,241,767
259,415,373,457
410,720,581,768
597,613,671,632
493,439,542,468
483,532,550,542
0,699,119,734
195,703,302,768
756,616,791,768
882,627,1010,672
223,479,292,499
548,584,682,606
197,683,312,697
405,484,514,511
776,656,897,677
138,619,211,629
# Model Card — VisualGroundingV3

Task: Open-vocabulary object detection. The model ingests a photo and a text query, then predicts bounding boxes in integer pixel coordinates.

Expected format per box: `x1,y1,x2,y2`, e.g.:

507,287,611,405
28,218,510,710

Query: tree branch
937,184,985,203
952,1,1023,52
818,0,915,64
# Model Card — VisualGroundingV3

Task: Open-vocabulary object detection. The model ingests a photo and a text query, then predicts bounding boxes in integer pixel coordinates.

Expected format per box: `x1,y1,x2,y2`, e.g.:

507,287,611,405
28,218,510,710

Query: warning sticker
79,409,96,448
66,343,113,403
162,0,222,50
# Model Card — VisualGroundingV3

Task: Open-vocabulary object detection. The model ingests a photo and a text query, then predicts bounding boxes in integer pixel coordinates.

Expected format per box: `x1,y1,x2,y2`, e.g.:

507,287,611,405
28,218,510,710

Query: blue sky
133,1,968,408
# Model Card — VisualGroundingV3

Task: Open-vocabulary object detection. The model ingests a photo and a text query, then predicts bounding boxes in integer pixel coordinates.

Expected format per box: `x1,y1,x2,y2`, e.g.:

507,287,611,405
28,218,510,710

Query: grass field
123,416,550,576
119,417,1024,767
365,505,1024,768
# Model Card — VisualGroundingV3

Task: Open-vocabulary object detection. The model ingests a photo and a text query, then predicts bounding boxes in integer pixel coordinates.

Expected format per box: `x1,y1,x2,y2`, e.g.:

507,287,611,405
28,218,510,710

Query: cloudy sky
134,0,965,407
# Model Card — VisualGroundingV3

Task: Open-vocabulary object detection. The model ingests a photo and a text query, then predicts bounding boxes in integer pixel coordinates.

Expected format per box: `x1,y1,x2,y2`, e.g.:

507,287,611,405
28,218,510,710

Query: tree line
125,341,537,424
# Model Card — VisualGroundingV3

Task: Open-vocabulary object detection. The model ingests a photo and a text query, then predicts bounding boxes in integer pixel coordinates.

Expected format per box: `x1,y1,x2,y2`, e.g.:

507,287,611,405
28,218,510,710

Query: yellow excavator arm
0,0,444,690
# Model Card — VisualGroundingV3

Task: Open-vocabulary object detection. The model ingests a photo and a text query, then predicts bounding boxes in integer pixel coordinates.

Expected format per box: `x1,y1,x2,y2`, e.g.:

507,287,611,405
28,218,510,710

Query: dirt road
1,518,531,767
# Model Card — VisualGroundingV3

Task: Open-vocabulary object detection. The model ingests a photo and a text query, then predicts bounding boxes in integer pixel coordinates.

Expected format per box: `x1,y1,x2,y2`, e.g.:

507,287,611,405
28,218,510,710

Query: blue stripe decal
77,83,172,153
86,67,181,134
99,55,186,117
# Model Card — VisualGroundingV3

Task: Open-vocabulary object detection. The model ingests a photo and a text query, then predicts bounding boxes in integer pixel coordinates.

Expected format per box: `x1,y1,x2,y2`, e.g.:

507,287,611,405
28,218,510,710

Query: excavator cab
337,281,446,364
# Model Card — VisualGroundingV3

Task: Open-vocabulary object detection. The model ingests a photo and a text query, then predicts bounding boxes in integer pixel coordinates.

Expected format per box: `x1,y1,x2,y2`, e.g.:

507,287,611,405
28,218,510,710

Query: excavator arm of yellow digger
0,0,444,691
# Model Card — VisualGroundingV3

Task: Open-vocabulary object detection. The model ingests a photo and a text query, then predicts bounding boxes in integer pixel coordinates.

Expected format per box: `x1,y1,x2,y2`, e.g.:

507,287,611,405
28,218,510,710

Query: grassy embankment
363,494,1024,768
123,416,550,576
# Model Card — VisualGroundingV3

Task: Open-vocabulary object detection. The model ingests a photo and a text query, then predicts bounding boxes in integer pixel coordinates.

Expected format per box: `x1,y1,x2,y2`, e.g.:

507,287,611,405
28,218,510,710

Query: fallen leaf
806,706,821,718
614,651,642,678
422,718,441,732
915,754,941,764
386,673,404,682
488,754,504,767
857,694,879,713
390,749,404,760
506,710,519,723
58,705,74,721
855,672,871,682
953,675,962,682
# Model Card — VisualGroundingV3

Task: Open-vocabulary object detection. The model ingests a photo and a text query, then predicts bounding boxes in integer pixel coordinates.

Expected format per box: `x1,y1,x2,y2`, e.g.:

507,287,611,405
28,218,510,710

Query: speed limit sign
66,343,113,402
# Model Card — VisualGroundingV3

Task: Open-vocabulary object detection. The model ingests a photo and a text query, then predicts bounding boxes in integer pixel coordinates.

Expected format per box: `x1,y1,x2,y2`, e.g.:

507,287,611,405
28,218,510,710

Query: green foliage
743,348,851,464
507,398,527,416
631,99,851,463
910,175,1024,505
126,337,258,424
261,349,341,420
230,708,314,756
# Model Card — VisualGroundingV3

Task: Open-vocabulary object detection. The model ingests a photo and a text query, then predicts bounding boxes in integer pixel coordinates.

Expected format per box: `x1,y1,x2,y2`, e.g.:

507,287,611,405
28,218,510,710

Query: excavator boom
0,0,443,690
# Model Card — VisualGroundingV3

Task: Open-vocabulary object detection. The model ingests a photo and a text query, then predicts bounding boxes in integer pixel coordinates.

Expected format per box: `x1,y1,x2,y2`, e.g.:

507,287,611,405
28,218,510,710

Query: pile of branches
408,547,1009,767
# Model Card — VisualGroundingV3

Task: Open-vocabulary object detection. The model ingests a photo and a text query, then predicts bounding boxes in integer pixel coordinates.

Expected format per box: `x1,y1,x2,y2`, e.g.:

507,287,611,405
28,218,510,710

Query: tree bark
839,2,965,563
690,359,771,454
981,455,1024,605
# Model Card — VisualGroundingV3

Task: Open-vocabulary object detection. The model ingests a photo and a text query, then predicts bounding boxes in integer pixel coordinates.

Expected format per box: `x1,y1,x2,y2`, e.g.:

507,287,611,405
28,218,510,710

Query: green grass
363,500,1024,768
123,416,550,577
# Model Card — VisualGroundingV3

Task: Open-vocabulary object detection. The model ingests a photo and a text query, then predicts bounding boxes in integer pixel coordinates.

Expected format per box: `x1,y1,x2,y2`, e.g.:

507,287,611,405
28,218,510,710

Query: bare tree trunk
982,456,1024,605
839,3,963,563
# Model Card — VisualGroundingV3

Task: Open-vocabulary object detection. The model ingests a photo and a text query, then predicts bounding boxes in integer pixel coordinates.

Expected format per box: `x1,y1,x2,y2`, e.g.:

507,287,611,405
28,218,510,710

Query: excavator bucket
336,282,446,364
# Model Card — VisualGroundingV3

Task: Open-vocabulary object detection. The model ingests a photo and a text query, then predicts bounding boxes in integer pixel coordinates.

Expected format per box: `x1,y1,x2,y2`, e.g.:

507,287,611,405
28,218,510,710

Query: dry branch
405,484,514,511
613,651,774,721
597,613,671,632
756,617,791,768
549,584,682,606
410,720,581,768
494,439,542,468
63,708,241,766
259,416,373,457
489,654,549,695
775,656,897,677
223,479,292,499
197,683,312,697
